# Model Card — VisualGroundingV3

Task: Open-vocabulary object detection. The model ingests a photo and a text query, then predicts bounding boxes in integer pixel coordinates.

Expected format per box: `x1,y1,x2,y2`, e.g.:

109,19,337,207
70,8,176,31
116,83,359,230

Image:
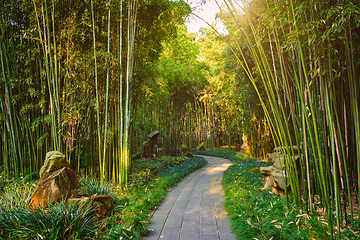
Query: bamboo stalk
91,0,103,182
0,46,19,177
102,0,112,182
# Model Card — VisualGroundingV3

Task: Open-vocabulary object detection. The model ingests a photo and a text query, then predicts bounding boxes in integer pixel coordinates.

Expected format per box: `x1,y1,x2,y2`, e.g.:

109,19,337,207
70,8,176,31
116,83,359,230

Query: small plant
79,177,114,196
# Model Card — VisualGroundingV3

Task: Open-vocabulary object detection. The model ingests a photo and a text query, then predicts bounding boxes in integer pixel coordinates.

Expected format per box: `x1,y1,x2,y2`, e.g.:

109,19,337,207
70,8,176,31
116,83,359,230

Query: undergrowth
0,156,206,239
193,149,360,240
104,156,206,239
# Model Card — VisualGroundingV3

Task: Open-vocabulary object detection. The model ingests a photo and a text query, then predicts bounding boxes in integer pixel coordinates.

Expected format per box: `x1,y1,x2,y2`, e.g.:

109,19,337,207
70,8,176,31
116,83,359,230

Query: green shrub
131,156,189,186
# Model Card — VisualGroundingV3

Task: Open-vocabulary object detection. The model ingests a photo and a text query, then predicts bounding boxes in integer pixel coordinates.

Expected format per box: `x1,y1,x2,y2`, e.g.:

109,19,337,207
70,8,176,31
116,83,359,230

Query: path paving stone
143,155,236,240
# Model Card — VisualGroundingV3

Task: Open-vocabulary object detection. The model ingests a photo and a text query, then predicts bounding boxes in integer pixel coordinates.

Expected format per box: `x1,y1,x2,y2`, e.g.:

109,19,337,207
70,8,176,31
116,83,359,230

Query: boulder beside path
30,151,78,209
260,146,299,196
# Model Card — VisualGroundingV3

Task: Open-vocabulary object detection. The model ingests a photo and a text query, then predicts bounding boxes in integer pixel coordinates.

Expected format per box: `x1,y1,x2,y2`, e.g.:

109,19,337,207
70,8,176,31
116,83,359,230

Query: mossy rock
270,167,290,189
180,144,188,152
39,151,70,178
147,130,159,139
186,151,194,158
196,142,205,150
273,156,286,170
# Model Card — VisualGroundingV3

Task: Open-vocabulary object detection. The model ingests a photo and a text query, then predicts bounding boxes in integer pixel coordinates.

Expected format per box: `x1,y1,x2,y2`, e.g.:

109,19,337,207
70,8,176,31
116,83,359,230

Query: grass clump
79,176,114,196
0,156,206,239
0,178,99,239
193,149,360,240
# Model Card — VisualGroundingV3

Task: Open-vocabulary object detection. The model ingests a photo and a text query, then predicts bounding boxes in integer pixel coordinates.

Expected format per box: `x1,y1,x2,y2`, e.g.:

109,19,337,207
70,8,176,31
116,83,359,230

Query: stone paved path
143,155,235,240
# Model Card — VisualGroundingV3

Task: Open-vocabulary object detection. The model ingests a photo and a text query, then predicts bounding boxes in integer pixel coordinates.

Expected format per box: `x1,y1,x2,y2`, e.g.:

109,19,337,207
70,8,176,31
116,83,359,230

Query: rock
273,156,286,170
91,194,113,213
273,146,299,155
148,130,160,139
270,167,289,190
179,144,194,158
39,151,70,178
260,166,272,175
69,194,112,216
263,177,272,190
197,142,205,150
179,144,188,156
260,147,300,196
138,130,160,159
267,152,280,162
272,186,285,197
240,133,250,155
132,151,143,160
186,151,195,158
30,166,78,209
180,144,188,152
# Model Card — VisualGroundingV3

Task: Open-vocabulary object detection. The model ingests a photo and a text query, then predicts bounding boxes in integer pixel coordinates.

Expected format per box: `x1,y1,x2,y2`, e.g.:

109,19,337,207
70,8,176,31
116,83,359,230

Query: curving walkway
143,155,235,240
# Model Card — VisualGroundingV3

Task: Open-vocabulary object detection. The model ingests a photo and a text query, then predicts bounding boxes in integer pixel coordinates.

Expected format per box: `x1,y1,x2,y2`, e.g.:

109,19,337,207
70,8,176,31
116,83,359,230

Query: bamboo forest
1,0,360,239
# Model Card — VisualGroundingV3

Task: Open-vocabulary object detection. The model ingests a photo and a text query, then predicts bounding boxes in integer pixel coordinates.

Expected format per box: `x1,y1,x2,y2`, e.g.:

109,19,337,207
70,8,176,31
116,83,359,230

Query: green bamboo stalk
0,46,19,177
124,0,132,186
42,1,59,150
121,0,138,186
50,0,61,151
0,84,10,177
117,0,124,185
345,17,360,225
91,0,103,182
102,0,112,182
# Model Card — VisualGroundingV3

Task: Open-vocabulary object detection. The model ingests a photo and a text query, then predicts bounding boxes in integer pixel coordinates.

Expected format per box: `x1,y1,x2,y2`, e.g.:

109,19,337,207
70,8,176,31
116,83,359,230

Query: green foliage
0,156,206,239
79,177,114,196
158,25,209,105
0,180,98,239
195,150,360,239
131,156,188,186
102,156,206,239
217,0,360,236
0,0,192,184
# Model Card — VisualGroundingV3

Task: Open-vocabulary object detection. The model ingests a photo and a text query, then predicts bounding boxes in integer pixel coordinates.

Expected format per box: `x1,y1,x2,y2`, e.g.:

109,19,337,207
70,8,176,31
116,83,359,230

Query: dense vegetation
1,0,360,238
216,0,360,235
194,149,360,239
0,156,206,239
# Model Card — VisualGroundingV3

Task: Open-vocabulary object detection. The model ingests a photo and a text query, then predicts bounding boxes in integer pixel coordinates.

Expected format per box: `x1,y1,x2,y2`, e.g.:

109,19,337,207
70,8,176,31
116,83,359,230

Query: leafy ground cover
192,149,360,240
0,156,206,239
